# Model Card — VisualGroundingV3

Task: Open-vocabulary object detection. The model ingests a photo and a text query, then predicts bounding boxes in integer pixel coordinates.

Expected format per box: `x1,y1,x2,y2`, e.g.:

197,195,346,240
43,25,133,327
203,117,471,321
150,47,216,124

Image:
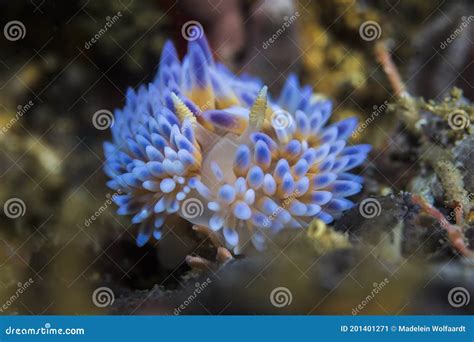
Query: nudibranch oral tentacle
103,33,371,252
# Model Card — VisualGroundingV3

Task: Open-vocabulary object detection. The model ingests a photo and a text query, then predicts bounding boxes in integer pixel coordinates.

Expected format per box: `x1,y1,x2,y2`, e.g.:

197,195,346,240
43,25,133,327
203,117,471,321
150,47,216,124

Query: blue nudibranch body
103,33,371,252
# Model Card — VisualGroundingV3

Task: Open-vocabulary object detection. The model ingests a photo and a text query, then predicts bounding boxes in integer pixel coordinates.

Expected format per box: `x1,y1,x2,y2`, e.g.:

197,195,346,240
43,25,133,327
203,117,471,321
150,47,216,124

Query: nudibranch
103,33,370,252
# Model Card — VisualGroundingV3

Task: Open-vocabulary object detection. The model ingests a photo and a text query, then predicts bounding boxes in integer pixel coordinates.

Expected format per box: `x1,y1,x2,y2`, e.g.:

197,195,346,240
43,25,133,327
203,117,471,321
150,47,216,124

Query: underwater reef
1,0,473,316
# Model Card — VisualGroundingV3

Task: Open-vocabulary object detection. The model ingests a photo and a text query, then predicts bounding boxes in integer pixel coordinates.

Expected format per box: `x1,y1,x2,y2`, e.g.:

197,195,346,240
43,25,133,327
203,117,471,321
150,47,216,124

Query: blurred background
0,0,473,315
